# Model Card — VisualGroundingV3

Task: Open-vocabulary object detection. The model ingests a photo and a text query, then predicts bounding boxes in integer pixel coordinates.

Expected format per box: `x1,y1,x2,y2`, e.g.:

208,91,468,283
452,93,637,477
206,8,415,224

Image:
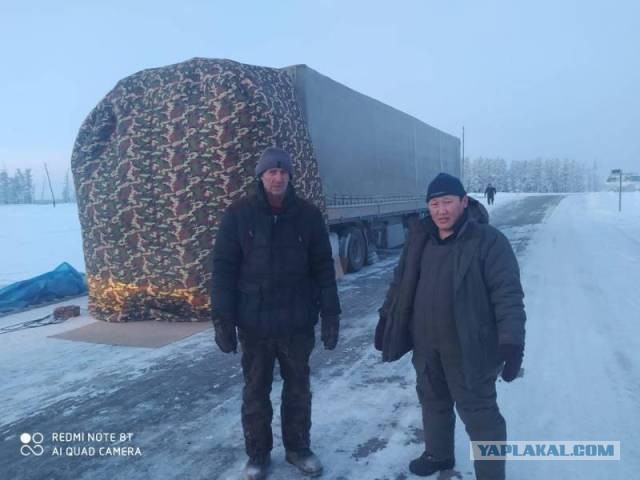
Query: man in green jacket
375,173,526,480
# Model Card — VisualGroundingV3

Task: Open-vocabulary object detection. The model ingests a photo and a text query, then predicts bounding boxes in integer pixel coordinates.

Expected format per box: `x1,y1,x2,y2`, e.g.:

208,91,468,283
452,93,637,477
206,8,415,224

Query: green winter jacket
376,197,526,388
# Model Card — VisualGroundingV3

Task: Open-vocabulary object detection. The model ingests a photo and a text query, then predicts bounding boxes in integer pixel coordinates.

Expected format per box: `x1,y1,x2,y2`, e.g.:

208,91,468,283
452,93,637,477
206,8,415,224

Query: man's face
260,168,290,196
427,195,468,231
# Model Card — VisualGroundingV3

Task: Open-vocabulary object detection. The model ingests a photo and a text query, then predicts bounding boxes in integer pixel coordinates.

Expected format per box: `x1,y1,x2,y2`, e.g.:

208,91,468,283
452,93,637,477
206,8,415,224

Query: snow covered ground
0,203,85,288
291,192,640,480
1,192,639,479
507,192,640,479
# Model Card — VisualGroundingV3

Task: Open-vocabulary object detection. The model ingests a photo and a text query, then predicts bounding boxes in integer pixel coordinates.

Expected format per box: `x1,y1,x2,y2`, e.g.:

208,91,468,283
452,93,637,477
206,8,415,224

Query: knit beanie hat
426,172,466,202
255,147,294,178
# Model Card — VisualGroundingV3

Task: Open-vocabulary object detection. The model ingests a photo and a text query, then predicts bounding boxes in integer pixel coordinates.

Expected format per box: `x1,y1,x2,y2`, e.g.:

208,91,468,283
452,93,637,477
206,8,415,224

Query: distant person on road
375,172,526,480
211,146,341,480
484,183,497,205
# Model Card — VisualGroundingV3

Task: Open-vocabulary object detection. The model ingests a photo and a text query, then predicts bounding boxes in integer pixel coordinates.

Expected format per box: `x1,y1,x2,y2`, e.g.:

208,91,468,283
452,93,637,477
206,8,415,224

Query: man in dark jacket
211,147,341,480
375,173,525,480
484,183,497,205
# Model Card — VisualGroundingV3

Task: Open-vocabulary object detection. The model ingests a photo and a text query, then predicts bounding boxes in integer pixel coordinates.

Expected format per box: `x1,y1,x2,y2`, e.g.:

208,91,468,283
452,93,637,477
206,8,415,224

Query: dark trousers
239,329,315,457
412,348,506,480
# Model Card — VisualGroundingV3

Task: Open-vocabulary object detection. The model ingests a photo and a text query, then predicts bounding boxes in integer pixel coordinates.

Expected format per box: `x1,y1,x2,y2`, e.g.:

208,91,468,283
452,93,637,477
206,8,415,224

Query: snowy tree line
462,157,601,193
0,168,34,204
0,168,75,204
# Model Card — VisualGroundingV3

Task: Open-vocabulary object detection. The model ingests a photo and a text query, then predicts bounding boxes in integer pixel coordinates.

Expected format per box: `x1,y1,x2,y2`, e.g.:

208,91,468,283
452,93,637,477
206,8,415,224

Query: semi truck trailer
285,65,461,272
72,58,460,322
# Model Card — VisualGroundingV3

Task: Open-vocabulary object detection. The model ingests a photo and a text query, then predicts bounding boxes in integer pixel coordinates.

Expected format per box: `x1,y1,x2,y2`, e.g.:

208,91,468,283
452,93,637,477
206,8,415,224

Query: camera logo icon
20,433,44,456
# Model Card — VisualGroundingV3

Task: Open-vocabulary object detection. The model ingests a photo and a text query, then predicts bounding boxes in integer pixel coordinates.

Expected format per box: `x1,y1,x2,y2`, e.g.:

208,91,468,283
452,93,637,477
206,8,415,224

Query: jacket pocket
479,322,499,369
288,278,318,328
237,283,262,329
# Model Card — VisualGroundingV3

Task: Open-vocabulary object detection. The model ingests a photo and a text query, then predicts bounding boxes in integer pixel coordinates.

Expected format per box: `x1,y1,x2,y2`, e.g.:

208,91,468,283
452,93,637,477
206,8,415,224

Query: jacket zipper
270,214,278,289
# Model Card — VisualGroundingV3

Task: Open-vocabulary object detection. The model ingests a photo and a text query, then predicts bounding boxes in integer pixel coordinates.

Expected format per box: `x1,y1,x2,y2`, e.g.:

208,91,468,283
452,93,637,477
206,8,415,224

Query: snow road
1,193,639,479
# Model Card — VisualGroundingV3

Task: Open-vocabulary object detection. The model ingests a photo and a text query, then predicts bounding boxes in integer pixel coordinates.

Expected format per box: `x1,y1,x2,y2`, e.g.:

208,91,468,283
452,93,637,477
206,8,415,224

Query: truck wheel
343,227,367,273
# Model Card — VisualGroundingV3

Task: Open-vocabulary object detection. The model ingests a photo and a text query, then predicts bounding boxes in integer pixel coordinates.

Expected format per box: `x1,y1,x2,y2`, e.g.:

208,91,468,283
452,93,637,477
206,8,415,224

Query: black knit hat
255,147,294,178
426,172,466,202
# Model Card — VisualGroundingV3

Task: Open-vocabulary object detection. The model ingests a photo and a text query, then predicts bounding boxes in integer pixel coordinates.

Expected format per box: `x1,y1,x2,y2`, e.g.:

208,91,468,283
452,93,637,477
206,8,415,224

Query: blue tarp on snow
0,262,87,314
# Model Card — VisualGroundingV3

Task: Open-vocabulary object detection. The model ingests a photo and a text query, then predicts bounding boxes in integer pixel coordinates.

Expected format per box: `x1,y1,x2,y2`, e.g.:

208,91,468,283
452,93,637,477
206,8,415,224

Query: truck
285,65,461,272
72,58,460,322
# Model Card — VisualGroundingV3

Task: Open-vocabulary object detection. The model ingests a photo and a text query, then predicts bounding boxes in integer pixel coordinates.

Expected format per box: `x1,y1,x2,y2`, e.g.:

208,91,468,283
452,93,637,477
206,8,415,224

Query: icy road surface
1,193,639,479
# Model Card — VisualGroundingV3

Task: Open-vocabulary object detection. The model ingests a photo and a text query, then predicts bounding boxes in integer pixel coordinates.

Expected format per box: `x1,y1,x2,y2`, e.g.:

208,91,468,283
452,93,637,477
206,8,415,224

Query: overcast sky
1,0,638,192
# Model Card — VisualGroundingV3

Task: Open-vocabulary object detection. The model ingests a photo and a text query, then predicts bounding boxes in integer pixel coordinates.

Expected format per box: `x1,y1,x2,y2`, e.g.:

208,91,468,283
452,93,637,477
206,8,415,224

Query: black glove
213,318,237,354
498,343,523,382
321,315,340,350
374,314,386,352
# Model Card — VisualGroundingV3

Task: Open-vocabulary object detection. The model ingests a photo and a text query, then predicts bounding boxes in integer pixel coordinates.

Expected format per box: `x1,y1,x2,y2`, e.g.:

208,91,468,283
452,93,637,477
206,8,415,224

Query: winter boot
409,451,455,477
285,448,323,476
243,453,271,480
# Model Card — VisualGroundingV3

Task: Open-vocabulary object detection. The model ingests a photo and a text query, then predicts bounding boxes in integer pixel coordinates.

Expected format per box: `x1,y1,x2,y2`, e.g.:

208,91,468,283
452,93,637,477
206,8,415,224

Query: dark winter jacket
376,197,526,388
211,183,341,337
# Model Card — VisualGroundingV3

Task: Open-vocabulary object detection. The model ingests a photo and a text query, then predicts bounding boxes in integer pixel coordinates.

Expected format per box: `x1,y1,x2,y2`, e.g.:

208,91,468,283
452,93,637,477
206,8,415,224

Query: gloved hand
374,313,386,351
213,318,237,354
498,343,523,382
321,315,340,350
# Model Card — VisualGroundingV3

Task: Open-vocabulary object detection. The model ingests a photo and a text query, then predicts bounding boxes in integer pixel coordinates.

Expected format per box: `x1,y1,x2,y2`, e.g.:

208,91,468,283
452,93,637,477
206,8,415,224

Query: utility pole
44,163,56,208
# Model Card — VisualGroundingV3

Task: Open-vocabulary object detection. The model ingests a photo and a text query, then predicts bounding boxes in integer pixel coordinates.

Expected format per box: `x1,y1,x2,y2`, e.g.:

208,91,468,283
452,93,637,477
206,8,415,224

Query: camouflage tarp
71,58,325,322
